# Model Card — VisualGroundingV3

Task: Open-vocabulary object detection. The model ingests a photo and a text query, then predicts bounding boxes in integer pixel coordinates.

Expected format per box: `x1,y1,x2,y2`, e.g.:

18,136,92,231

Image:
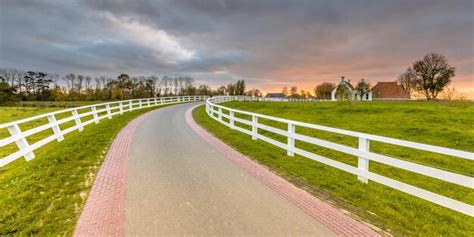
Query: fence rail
206,96,474,216
0,96,207,167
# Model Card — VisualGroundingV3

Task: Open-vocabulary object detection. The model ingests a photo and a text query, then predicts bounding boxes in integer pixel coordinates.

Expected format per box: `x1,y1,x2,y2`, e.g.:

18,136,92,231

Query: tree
314,82,335,99
22,71,53,100
289,86,298,98
50,85,67,101
410,53,455,100
335,84,352,101
197,85,211,95
300,90,306,98
236,80,246,95
144,78,156,97
0,81,18,105
355,79,370,99
282,87,289,97
227,83,236,95
246,88,262,97
398,68,416,97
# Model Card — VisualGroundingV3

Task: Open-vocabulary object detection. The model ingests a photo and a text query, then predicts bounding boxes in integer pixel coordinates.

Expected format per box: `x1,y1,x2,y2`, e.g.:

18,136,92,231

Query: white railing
206,96,474,217
0,96,208,167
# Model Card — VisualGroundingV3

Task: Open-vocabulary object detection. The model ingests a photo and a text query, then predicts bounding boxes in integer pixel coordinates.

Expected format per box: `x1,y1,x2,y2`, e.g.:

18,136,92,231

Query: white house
331,77,372,101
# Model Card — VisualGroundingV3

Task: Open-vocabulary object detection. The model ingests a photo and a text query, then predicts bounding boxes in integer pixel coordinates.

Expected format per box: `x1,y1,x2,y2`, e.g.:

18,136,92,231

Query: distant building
265,93,285,98
331,76,372,101
371,81,410,99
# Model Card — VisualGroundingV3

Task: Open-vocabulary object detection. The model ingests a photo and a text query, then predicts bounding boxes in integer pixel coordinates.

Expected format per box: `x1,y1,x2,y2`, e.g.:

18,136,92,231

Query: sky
0,0,473,96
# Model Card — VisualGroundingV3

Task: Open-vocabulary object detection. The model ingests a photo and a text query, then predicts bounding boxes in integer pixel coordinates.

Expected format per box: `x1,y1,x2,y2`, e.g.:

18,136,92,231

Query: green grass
193,101,474,236
0,104,174,235
0,107,63,123
7,101,104,108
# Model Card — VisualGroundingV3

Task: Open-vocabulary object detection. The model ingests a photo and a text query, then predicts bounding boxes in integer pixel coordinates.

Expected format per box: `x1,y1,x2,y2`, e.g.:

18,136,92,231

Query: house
265,93,285,98
331,77,372,101
371,81,410,99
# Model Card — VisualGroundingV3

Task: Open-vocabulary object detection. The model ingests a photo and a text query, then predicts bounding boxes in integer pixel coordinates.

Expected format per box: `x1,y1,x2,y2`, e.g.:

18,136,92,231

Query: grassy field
7,101,104,108
0,107,63,123
193,101,473,236
0,104,173,235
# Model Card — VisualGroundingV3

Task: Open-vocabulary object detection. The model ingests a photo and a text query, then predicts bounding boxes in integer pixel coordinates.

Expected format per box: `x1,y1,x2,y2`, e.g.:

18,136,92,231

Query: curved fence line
205,96,473,216
0,96,208,167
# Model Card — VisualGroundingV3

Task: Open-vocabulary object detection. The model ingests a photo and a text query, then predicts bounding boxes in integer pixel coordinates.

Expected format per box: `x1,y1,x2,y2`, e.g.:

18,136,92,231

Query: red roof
371,82,410,98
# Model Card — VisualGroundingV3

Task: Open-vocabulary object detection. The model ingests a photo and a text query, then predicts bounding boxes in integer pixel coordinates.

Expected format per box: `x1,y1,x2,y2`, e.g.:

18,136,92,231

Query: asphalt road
125,102,335,236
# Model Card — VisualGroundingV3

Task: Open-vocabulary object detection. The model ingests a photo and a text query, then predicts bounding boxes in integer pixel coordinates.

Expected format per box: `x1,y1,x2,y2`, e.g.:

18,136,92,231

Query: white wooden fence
0,96,207,167
206,96,474,217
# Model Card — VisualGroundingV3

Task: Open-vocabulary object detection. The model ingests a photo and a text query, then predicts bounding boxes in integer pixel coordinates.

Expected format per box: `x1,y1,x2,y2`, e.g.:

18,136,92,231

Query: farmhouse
331,77,372,101
371,81,410,99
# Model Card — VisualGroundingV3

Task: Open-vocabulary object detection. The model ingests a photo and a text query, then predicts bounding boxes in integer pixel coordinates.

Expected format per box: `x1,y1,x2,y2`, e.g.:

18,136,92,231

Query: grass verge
0,104,173,235
193,101,473,236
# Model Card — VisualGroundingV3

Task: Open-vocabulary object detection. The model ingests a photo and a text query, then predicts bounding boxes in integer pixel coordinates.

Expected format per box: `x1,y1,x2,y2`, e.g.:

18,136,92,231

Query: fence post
147,99,151,107
106,104,112,119
160,97,164,104
47,114,64,142
218,107,222,121
92,106,99,124
72,109,83,131
129,100,133,111
230,111,235,129
252,115,258,140
358,137,370,183
287,123,295,156
139,99,143,109
119,102,124,115
7,124,35,161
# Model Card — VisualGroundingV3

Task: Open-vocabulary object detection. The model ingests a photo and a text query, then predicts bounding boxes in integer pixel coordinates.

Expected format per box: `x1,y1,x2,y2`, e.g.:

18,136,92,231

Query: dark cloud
1,0,472,92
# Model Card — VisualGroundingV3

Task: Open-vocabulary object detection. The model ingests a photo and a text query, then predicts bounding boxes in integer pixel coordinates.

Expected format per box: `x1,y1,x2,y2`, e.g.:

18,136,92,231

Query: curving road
125,102,335,235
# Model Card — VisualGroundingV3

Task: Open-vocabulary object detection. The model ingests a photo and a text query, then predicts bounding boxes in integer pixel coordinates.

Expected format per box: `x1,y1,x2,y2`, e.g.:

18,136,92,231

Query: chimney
341,76,345,81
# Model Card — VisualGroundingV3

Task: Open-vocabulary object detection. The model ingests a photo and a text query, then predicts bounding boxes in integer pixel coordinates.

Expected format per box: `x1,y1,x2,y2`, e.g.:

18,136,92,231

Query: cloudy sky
1,0,473,95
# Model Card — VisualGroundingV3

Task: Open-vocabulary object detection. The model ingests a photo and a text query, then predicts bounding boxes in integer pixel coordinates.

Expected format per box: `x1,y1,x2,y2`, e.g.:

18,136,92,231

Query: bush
0,82,19,105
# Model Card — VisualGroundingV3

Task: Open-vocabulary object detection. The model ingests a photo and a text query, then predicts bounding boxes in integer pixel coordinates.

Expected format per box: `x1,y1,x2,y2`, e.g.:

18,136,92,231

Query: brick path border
74,112,151,236
185,105,380,236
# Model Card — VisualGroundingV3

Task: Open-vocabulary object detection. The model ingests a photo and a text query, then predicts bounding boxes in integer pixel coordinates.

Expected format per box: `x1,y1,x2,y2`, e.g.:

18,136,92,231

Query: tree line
0,53,461,104
0,70,254,104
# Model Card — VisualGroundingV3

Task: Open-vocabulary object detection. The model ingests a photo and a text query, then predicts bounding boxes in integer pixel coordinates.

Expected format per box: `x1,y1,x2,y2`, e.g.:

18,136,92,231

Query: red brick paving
74,113,150,237
185,106,380,236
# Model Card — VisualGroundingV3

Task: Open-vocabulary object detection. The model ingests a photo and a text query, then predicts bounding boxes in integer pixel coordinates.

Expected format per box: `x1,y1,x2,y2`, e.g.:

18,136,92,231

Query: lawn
7,101,104,108
193,101,473,236
0,107,63,123
0,103,174,235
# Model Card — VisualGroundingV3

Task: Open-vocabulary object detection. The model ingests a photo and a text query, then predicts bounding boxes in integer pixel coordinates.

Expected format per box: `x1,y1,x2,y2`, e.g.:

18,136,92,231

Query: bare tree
64,73,76,92
85,76,91,90
410,53,455,100
398,68,416,97
173,77,179,95
177,77,184,95
0,69,15,86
